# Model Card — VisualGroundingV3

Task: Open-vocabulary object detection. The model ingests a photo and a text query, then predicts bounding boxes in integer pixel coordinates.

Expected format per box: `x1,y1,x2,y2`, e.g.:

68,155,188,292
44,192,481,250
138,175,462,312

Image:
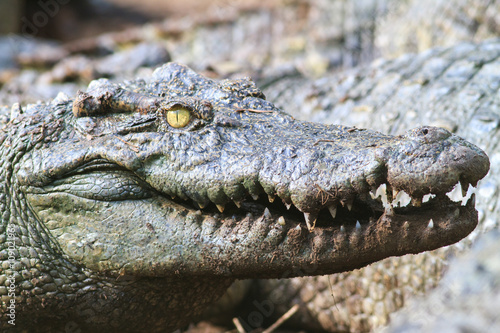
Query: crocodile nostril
405,126,451,143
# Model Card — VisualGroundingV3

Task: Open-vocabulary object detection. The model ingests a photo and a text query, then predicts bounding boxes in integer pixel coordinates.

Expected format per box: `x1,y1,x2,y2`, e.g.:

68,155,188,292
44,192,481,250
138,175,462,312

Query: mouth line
174,181,477,234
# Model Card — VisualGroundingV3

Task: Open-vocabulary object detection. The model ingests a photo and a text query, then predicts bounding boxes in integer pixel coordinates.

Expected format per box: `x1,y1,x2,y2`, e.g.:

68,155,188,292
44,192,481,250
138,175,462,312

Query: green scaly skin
0,62,489,332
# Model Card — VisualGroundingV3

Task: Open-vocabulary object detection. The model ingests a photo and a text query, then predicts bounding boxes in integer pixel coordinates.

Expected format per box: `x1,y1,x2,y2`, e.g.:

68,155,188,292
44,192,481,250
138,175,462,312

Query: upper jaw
130,131,488,242
219,129,489,232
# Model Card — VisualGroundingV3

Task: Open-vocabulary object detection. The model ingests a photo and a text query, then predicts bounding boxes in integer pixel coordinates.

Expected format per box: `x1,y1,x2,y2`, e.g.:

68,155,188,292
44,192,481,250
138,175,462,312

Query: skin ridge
0,60,489,332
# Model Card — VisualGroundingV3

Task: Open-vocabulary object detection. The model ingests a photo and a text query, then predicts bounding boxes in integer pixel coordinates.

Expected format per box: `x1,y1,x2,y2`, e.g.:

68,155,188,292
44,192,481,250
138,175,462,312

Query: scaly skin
382,229,500,333
0,62,489,332
260,39,500,332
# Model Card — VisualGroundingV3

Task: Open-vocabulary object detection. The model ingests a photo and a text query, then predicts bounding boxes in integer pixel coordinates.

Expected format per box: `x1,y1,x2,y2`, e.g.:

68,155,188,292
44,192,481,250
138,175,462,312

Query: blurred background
0,1,499,332
0,0,280,40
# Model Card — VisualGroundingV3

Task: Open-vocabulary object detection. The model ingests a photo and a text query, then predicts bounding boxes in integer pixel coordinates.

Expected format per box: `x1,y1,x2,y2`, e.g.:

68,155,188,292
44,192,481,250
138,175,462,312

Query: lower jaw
181,193,478,279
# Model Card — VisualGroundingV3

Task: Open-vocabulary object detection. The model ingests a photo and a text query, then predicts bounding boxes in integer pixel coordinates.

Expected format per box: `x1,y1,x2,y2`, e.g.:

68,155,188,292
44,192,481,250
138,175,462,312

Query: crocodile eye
166,107,191,128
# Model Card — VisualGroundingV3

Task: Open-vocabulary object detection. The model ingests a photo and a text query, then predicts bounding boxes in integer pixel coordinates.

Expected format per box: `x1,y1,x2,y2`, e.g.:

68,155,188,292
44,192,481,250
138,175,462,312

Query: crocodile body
0,60,488,332
382,229,500,333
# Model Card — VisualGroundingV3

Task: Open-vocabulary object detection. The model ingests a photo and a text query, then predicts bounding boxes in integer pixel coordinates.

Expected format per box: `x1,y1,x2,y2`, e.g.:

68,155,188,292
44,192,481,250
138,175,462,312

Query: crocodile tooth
461,181,469,197
264,207,272,219
234,201,241,208
303,212,317,232
355,220,361,229
411,197,422,207
447,183,463,201
284,202,292,210
403,221,409,229
216,204,225,213
427,219,434,229
246,212,253,220
340,225,346,233
395,191,411,207
379,186,389,206
277,216,286,226
268,194,275,203
342,199,353,211
328,205,337,219
376,184,386,199
422,194,434,203
194,201,205,209
251,194,259,201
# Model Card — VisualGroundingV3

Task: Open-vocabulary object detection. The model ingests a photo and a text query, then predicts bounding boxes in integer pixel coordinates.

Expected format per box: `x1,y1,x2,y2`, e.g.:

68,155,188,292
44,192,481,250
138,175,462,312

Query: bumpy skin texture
376,0,500,57
258,39,500,332
381,230,500,333
0,62,489,332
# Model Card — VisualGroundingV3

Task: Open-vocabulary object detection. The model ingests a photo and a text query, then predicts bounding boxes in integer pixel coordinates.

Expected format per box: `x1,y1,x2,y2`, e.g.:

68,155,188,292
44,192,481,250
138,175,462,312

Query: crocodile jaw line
149,186,479,279
145,179,480,278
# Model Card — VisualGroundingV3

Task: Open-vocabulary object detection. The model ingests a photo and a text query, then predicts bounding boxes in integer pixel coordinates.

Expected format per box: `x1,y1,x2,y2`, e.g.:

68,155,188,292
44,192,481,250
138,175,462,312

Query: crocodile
0,61,489,332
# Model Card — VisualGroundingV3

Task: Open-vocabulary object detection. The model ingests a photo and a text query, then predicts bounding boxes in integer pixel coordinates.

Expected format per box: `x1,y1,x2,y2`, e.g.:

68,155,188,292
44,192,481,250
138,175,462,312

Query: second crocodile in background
0,62,489,332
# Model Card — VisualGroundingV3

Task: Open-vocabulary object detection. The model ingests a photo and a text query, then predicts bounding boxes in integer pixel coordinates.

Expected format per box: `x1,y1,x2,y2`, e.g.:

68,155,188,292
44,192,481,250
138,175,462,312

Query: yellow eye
166,107,191,128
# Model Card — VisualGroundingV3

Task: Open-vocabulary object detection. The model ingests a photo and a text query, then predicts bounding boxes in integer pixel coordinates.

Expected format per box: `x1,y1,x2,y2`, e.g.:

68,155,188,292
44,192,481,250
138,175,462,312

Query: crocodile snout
387,129,490,197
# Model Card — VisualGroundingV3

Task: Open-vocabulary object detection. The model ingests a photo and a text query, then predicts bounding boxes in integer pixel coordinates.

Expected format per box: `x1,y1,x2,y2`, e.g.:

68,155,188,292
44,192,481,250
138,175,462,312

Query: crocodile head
17,63,489,281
